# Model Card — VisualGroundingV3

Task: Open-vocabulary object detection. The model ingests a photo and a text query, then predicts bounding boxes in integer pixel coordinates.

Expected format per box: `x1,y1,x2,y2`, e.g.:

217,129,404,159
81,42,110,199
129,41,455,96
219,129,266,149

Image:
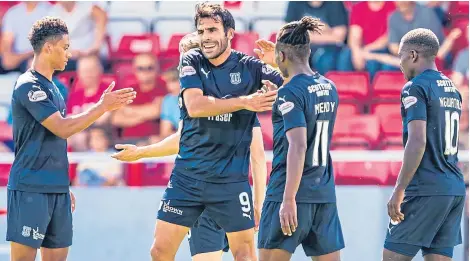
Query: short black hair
194,2,235,33
276,16,323,62
28,16,68,53
400,28,440,59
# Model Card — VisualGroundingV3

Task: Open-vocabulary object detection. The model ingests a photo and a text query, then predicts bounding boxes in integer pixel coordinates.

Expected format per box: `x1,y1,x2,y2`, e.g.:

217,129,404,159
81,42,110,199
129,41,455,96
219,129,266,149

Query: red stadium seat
112,34,161,61
233,32,260,56
372,103,402,148
157,49,181,73
331,144,368,151
325,71,370,102
333,115,381,148
0,121,12,141
0,164,11,186
167,33,187,52
335,162,390,185
388,161,402,184
112,62,134,83
372,71,407,100
337,103,360,118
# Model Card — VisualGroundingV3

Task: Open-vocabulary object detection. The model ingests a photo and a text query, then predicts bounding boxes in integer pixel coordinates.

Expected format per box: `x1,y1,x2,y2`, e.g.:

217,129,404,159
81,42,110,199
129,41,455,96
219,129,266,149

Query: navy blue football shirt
401,69,465,196
177,49,283,183
266,73,339,203
8,70,69,193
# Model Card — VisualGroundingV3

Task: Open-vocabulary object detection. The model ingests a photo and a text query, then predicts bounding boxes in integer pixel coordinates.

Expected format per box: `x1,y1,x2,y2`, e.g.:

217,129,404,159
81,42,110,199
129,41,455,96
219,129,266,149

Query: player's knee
150,244,173,261
231,238,256,261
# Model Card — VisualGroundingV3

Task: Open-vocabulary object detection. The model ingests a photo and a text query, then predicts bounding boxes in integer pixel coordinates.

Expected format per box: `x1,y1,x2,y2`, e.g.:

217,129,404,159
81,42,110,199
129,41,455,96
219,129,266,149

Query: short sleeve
160,96,173,121
179,52,203,92
15,83,58,123
328,2,348,28
278,88,306,132
388,12,400,44
402,84,427,124
2,7,15,34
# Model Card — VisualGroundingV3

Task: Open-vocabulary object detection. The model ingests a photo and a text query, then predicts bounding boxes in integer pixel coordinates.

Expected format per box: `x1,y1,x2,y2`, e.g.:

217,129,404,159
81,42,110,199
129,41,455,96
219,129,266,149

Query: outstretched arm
112,121,183,162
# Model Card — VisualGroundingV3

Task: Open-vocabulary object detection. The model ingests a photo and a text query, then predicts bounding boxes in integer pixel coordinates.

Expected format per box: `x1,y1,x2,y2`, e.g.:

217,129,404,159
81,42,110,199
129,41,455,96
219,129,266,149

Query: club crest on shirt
230,72,241,85
28,88,47,102
262,64,274,74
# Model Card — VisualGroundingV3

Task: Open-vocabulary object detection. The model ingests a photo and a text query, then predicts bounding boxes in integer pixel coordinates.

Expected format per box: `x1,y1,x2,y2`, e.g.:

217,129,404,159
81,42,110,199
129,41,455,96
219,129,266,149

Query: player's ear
410,50,418,63
279,51,286,62
227,28,235,40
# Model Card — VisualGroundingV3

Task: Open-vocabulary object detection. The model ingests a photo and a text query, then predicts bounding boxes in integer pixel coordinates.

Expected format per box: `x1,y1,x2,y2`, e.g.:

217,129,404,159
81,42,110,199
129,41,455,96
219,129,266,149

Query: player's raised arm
112,120,183,162
250,124,267,232
41,81,136,139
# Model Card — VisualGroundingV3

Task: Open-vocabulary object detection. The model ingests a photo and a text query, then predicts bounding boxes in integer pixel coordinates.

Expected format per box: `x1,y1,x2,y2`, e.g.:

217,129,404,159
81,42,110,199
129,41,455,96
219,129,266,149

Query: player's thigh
10,242,37,261
40,247,69,261
6,190,51,249
429,196,465,250
302,203,345,257
259,248,292,261
188,212,228,257
204,180,254,233
150,219,190,259
258,202,310,255
382,248,414,261
310,251,341,261
225,228,256,260
385,196,458,249
423,254,452,261
192,251,224,261
42,193,73,249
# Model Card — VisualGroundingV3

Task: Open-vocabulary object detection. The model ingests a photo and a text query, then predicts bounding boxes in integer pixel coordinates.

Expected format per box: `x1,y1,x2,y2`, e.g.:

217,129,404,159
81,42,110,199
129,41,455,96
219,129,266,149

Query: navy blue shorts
157,173,254,233
384,195,464,258
258,201,345,256
188,212,229,256
6,190,73,249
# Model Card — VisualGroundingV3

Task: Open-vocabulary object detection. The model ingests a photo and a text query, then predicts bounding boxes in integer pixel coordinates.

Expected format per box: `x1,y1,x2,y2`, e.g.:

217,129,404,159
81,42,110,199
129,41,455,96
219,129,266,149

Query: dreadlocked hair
278,16,323,46
276,16,323,62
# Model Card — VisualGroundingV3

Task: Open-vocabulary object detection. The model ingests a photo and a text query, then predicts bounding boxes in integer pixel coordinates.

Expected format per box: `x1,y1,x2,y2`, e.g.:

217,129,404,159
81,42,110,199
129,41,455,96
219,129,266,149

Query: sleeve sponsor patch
28,90,47,102
402,96,417,109
278,101,294,115
262,64,274,74
179,66,196,77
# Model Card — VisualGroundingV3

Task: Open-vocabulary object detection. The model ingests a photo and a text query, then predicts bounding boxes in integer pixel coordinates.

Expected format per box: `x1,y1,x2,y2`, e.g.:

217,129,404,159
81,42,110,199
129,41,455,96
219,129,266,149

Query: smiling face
197,17,233,60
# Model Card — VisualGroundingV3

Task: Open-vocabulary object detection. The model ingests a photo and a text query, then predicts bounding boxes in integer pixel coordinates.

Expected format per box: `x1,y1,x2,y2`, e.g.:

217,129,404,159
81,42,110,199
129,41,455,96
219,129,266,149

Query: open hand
99,81,136,111
111,144,141,162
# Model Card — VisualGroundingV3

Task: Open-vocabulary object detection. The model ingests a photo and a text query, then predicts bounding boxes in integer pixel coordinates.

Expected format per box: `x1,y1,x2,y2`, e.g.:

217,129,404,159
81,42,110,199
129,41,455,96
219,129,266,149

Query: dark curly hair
194,2,235,34
276,16,324,62
28,16,68,53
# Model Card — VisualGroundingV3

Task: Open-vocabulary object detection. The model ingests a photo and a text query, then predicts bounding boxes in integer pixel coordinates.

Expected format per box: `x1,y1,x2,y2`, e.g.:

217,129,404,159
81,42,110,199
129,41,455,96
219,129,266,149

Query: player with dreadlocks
257,16,344,261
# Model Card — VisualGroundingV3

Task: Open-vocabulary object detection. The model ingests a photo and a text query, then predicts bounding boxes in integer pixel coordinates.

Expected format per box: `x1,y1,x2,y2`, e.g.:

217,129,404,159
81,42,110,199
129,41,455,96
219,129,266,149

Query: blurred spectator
75,126,123,186
451,30,469,87
159,68,180,139
67,55,109,151
111,53,165,142
364,1,462,69
284,1,348,75
1,2,50,72
337,1,397,79
48,1,108,71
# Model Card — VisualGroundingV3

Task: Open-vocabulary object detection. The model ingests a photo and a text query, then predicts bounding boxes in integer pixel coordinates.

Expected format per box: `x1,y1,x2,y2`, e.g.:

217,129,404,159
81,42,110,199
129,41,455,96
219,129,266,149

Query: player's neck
288,63,315,78
31,56,54,82
208,48,232,67
415,63,437,76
